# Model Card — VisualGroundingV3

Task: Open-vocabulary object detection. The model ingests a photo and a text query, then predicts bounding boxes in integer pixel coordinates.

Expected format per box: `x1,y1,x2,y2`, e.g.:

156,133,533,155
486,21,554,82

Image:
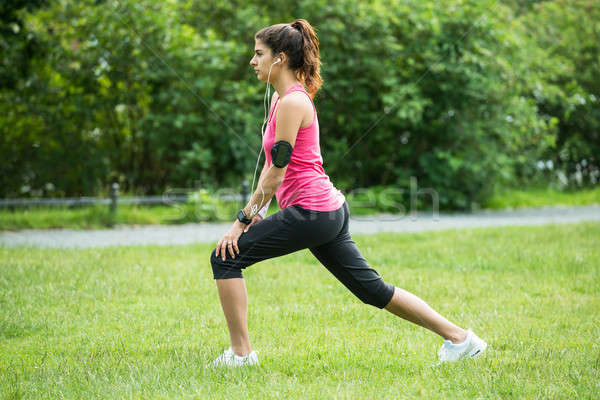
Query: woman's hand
243,215,263,233
215,220,246,261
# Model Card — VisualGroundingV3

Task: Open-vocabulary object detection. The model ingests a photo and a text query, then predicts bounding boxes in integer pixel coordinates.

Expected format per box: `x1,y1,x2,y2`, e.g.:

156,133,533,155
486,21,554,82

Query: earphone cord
249,62,276,217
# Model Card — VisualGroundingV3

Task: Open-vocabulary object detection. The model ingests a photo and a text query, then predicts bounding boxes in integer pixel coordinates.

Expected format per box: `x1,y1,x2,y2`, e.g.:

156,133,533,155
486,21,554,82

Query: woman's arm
215,92,309,258
242,160,278,219
256,161,271,217
241,93,307,218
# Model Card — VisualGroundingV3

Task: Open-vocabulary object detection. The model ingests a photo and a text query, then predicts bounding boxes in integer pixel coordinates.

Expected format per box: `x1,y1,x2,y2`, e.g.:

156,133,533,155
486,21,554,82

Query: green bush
519,0,600,187
1,0,597,210
175,189,239,223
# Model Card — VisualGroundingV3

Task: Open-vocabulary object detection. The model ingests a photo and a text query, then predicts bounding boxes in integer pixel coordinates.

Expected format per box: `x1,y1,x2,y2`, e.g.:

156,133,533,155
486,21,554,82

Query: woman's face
249,39,277,82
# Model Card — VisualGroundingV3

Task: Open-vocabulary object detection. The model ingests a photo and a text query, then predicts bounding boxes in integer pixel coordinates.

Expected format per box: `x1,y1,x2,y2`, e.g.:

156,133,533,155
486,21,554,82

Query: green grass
1,222,599,398
0,199,279,231
484,186,600,210
0,204,180,230
0,201,251,231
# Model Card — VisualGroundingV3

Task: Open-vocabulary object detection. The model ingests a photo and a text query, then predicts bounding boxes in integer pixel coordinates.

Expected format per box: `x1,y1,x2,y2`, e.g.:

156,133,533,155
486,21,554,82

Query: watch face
238,210,250,224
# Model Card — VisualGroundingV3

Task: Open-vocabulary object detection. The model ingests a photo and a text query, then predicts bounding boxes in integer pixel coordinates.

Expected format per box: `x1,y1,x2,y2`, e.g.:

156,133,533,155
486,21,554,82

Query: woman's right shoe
207,347,259,368
438,329,487,363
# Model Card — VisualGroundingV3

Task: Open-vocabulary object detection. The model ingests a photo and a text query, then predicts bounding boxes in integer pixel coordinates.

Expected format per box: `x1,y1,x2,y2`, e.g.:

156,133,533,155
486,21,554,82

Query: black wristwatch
237,209,252,225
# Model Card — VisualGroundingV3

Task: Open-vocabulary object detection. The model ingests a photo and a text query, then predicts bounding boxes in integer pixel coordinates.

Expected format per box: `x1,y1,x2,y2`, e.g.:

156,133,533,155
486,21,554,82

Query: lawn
483,185,600,210
1,222,599,399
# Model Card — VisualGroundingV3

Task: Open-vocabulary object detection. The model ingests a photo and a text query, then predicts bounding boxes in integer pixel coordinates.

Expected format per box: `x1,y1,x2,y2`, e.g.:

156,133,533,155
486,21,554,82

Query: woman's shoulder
280,90,313,113
277,91,315,129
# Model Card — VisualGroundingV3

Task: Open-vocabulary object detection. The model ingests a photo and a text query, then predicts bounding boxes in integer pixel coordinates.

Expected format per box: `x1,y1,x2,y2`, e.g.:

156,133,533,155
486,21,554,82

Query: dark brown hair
255,19,322,99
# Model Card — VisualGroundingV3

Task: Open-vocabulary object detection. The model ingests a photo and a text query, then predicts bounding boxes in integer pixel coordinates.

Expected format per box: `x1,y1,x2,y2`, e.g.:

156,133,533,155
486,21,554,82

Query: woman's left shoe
438,329,487,363
207,347,259,368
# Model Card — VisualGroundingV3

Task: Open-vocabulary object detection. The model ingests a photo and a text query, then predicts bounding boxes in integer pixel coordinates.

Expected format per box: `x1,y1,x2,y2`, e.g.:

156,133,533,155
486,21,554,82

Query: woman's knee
210,249,243,279
354,279,396,309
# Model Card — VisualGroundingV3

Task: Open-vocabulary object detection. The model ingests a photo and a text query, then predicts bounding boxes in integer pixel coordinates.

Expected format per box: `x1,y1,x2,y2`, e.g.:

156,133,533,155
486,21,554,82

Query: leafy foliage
520,0,600,187
1,0,597,209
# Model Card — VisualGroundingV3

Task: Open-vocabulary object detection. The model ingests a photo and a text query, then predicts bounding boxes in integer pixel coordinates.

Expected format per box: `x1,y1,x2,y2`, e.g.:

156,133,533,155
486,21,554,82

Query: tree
520,0,600,186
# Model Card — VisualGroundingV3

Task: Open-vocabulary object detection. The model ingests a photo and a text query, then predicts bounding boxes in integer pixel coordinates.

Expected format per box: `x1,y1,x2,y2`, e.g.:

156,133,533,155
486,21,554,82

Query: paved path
1,205,598,249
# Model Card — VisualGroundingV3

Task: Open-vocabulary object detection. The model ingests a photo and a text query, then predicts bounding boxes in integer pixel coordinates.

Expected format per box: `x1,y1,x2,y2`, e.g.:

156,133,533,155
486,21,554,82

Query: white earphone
249,55,283,217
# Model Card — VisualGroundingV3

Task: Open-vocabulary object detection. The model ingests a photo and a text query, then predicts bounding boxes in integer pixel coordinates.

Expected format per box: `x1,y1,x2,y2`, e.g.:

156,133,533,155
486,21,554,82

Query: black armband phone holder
271,141,293,168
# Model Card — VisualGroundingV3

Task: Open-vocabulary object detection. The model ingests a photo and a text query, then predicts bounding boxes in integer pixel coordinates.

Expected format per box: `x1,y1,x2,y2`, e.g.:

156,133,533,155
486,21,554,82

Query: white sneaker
207,347,259,368
438,329,487,363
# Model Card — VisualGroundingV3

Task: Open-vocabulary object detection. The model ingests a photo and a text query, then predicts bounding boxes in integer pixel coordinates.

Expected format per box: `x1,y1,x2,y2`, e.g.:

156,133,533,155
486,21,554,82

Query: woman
209,19,486,367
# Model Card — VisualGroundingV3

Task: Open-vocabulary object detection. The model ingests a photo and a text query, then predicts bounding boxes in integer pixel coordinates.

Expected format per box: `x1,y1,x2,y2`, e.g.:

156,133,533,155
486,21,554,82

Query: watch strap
237,209,252,225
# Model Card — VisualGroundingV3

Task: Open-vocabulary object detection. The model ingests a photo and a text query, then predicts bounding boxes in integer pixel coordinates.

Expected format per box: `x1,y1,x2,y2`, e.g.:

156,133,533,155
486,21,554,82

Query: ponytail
289,19,322,98
255,19,323,98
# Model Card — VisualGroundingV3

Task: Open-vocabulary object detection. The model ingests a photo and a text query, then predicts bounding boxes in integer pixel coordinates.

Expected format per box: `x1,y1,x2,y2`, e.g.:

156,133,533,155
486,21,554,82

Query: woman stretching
209,19,486,367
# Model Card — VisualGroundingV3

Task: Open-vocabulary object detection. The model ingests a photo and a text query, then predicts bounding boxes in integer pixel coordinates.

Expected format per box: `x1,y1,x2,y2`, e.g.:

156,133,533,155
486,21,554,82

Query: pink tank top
263,84,345,211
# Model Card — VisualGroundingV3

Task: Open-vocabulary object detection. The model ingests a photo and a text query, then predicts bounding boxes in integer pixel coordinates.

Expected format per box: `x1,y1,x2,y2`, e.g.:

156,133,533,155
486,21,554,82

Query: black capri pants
210,201,395,309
